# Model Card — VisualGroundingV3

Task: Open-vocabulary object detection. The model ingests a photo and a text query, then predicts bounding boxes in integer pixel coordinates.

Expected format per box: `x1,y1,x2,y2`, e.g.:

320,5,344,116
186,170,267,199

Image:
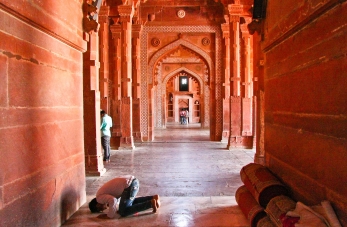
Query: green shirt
100,114,112,137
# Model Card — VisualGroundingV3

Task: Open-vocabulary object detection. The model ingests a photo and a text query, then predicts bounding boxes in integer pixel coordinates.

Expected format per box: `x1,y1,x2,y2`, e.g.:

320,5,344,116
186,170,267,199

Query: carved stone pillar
132,24,142,141
226,4,253,149
99,6,110,113
83,32,106,176
227,12,242,149
229,14,241,97
110,24,122,147
252,31,265,164
118,5,135,149
241,21,253,146
221,23,231,142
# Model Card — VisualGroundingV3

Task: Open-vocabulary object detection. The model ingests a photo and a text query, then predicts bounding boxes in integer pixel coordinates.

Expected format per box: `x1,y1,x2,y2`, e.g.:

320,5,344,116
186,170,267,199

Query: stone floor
62,123,255,227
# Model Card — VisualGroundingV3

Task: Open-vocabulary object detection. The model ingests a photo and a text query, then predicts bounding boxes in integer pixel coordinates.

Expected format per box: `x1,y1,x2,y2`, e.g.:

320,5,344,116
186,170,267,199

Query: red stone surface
263,1,347,224
0,2,86,226
0,55,8,107
0,0,86,51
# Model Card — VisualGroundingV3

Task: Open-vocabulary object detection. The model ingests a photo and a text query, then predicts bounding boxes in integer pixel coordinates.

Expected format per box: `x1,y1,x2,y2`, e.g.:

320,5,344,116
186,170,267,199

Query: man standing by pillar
101,110,113,162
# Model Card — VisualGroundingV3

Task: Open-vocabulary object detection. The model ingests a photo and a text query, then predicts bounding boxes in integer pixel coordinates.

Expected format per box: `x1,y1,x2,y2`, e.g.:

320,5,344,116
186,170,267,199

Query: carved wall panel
141,25,222,139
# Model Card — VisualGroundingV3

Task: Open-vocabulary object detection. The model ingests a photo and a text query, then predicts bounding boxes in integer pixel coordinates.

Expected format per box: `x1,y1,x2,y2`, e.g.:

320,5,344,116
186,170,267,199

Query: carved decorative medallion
202,37,211,46
177,10,186,18
151,37,161,47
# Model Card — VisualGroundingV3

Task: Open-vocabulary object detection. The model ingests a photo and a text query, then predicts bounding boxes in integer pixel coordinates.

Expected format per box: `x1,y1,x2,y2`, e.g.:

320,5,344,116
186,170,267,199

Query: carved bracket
82,2,100,34
247,20,262,35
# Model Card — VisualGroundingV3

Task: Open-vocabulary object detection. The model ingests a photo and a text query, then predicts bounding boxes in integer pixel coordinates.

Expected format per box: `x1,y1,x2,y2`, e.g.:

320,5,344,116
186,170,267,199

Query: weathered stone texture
0,1,86,226
264,0,347,224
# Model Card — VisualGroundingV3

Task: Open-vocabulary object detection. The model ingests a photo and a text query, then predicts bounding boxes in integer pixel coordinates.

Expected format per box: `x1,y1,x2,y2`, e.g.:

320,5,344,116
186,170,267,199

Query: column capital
118,5,134,22
229,15,240,23
227,4,252,17
221,23,230,38
110,24,122,39
240,23,250,36
99,5,110,16
132,24,143,38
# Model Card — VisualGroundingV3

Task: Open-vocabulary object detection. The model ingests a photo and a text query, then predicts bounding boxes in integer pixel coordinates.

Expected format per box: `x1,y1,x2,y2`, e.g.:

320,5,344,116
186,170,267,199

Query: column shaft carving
221,23,230,141
227,4,254,149
229,15,241,96
118,4,135,149
110,25,122,140
99,11,110,111
132,24,142,141
241,22,253,137
252,32,265,163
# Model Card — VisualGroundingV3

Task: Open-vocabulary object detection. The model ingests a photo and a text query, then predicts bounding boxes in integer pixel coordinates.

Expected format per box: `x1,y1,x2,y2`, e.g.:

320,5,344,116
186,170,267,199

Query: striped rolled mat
240,163,289,207
265,195,297,227
236,185,267,227
257,216,276,227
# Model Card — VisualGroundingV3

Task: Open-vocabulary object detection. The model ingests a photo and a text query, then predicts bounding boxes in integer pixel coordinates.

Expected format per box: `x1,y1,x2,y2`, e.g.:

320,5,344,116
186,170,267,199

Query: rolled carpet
236,185,267,227
257,216,276,227
265,195,297,227
240,163,289,207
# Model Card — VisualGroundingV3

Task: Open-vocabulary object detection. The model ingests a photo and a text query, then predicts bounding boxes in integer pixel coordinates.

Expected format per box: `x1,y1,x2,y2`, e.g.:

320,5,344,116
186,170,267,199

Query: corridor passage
62,123,255,226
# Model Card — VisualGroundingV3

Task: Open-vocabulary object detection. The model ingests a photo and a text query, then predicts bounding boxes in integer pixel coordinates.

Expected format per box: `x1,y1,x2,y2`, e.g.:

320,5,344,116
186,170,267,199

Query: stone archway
160,67,206,128
140,25,223,141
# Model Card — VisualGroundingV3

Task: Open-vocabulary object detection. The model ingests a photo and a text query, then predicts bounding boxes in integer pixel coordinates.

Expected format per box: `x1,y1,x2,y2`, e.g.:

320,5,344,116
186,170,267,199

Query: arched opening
165,72,202,125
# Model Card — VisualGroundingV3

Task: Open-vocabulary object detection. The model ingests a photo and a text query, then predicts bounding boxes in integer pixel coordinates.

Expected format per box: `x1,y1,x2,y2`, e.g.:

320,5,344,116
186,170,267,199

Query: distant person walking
180,109,185,124
100,110,112,162
185,109,189,124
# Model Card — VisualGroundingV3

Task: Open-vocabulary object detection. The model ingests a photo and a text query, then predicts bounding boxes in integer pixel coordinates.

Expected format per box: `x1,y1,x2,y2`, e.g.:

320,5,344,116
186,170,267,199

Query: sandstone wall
262,0,347,225
0,0,86,226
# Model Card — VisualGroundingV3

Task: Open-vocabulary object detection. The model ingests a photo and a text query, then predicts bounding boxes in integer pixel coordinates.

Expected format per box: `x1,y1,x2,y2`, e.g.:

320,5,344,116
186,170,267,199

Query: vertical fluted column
252,31,265,164
132,24,142,141
227,13,242,149
241,21,253,99
240,21,253,139
229,15,241,97
221,23,231,142
225,4,254,149
118,4,135,149
99,6,110,113
110,24,122,147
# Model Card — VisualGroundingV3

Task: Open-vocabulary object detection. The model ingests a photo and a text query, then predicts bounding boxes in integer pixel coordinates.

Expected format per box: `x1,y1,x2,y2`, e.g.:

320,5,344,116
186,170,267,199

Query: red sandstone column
84,31,106,176
118,4,135,149
132,24,142,141
98,6,110,115
252,31,265,164
240,21,254,145
221,23,231,142
226,4,253,149
227,11,242,149
110,24,122,147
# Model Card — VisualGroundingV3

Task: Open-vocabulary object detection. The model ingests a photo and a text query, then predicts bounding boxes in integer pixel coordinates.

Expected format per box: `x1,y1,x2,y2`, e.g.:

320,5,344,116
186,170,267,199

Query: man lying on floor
89,175,161,218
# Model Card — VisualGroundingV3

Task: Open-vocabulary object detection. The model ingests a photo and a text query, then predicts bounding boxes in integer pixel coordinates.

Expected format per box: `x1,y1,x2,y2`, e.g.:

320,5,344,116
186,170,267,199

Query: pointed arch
148,39,213,85
140,25,222,141
160,67,206,127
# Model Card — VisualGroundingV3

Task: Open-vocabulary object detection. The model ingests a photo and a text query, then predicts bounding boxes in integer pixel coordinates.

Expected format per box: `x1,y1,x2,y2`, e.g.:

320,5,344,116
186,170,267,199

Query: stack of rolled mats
236,163,296,227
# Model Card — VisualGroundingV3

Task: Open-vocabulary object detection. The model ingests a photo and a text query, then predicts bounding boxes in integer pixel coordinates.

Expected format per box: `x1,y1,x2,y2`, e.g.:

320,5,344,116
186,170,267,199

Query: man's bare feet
151,199,158,213
153,194,161,208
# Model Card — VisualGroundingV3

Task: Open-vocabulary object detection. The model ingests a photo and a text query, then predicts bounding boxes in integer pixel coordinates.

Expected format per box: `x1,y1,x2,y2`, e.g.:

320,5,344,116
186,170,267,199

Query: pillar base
253,154,265,165
85,167,106,176
227,136,254,149
119,136,135,150
221,131,229,143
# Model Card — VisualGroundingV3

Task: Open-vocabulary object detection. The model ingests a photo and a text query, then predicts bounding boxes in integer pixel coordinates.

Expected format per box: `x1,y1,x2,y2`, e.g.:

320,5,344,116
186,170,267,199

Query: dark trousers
118,179,153,217
101,136,110,161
